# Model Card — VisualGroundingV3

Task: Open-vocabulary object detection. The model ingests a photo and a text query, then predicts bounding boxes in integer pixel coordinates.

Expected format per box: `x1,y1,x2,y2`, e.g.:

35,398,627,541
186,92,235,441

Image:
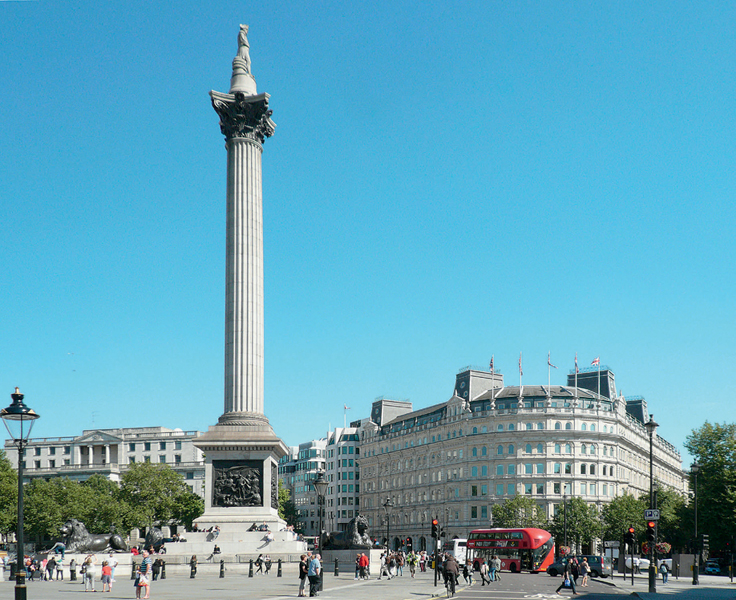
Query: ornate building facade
3,426,205,497
357,366,686,552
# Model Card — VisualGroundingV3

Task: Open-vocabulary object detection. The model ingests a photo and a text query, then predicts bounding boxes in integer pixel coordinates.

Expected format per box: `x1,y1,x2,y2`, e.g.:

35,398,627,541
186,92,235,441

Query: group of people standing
298,552,322,597
555,556,591,596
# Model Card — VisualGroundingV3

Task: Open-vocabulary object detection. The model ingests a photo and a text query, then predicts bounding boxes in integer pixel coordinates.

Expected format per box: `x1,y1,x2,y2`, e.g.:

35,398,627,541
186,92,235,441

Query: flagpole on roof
519,352,523,389
574,353,579,398
489,355,495,400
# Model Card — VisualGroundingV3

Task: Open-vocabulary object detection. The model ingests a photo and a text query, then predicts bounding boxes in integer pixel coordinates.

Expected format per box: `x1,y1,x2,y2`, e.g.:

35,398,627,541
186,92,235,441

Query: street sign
604,541,620,548
645,509,660,520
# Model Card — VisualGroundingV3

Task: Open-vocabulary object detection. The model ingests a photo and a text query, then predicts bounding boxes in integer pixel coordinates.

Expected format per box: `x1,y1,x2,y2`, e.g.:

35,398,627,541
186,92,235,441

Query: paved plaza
3,566,734,600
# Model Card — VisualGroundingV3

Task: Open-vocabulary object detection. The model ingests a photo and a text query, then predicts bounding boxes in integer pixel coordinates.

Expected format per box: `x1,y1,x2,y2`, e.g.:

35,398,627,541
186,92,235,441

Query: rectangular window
175,455,182,464
507,484,515,496
159,455,166,463
144,442,151,451
159,442,166,450
536,463,544,474
590,483,597,495
496,465,503,475
472,466,478,477
525,464,532,474
536,483,544,494
175,440,182,450
129,457,136,464
481,485,488,496
496,483,504,495
481,465,488,476
35,448,41,456
49,460,56,468
508,465,516,475
481,506,488,519
144,456,151,463
554,482,561,494
186,472,194,480
471,506,478,519
129,443,136,452
524,483,532,495
64,459,70,466
471,485,478,497
64,446,71,454
49,447,56,455
580,482,587,495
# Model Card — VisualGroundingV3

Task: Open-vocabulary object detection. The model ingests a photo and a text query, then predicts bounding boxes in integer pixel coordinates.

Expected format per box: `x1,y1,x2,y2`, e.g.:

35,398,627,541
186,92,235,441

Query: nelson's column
194,25,292,536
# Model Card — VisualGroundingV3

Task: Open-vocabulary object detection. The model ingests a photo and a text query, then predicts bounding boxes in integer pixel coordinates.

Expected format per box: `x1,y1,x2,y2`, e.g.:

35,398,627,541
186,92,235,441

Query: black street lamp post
691,461,699,586
383,497,394,551
644,414,658,594
1,388,40,600
563,493,568,550
312,471,328,591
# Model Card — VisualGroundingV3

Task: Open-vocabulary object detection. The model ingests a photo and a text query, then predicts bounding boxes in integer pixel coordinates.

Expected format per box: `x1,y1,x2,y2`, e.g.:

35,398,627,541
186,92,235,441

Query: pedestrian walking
463,559,474,585
571,558,580,585
555,562,578,596
255,554,264,574
298,554,309,597
479,560,490,585
660,561,669,584
83,554,97,592
307,553,321,597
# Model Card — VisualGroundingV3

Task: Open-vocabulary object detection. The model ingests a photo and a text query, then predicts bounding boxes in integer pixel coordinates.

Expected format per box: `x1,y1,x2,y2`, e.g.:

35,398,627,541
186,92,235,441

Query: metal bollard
10,562,16,579
249,559,254,577
319,569,324,591
131,561,137,580
220,559,225,578
335,558,339,576
277,559,282,577
161,561,166,580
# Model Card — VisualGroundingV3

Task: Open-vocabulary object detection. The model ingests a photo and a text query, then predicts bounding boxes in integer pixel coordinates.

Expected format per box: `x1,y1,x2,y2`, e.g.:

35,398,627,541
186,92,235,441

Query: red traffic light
432,519,439,526
647,521,656,528
628,527,635,534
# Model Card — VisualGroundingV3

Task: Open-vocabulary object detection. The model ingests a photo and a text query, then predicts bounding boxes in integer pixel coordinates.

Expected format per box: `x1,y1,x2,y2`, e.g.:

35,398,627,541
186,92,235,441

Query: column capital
210,90,275,143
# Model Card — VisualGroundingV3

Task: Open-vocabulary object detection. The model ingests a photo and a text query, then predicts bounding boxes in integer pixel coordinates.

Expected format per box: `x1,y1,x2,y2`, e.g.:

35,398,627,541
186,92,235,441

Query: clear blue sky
2,2,734,466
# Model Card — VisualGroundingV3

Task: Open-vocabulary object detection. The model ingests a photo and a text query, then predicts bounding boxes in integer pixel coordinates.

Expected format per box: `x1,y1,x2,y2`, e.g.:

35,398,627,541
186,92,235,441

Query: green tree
550,497,601,553
491,496,549,529
119,462,196,528
685,422,736,551
171,489,204,530
601,492,646,548
0,450,17,536
278,483,302,532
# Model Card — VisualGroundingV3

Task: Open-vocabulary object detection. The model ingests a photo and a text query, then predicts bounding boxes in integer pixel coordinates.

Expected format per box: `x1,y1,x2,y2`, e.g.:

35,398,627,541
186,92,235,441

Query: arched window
603,425,607,433
555,443,561,453
565,443,572,454
481,446,487,456
472,447,478,457
590,464,596,475
481,426,488,433
525,443,532,454
565,463,572,474
603,447,608,456
497,424,504,431
526,423,533,430
581,423,587,431
473,427,478,434
537,443,543,454
565,422,572,430
581,464,587,474
590,424,596,432
581,444,587,454
537,422,544,430
555,422,561,430
590,444,596,455
508,444,515,454
497,445,503,455
603,466,607,476
509,424,515,431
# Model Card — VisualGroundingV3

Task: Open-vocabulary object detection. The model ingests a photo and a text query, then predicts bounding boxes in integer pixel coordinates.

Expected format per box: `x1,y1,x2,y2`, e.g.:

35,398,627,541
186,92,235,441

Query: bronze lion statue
321,515,372,549
60,519,127,553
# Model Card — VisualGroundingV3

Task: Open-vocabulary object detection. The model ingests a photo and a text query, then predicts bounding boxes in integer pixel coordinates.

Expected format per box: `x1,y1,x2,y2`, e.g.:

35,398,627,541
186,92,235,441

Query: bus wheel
510,563,518,573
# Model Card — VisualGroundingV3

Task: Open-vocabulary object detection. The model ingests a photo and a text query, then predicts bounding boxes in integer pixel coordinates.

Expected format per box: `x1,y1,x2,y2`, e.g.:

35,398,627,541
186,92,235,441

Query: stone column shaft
224,137,264,416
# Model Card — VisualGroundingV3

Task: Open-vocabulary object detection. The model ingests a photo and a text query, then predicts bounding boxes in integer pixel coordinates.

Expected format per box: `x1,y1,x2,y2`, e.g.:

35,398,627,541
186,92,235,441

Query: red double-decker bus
467,528,555,573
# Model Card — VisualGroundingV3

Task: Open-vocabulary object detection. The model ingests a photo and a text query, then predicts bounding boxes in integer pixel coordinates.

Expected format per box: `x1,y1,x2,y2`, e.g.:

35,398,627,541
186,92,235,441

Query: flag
575,352,579,374
344,405,351,410
519,352,523,376
489,356,494,374
591,357,600,366
548,352,558,369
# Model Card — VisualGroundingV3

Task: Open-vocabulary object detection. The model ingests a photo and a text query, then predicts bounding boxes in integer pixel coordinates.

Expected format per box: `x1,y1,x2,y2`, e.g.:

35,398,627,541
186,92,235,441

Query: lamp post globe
2,388,40,600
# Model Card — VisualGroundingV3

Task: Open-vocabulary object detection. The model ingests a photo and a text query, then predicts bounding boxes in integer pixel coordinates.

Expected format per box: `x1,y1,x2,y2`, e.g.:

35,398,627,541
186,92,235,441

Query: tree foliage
491,496,549,529
685,422,736,551
600,492,646,546
550,497,601,553
278,482,302,532
0,450,18,536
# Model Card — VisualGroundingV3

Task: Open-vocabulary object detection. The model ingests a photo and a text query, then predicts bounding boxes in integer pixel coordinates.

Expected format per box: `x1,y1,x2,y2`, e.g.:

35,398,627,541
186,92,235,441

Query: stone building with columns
357,366,686,553
3,426,205,496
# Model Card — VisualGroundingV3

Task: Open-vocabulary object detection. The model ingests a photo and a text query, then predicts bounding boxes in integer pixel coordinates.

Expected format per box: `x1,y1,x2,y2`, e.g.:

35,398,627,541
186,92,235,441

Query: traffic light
702,534,709,551
646,521,656,543
625,526,635,547
431,518,439,538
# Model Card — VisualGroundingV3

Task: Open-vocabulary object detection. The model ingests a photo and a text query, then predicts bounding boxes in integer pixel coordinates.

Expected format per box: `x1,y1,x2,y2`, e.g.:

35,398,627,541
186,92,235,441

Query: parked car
547,555,612,578
704,560,721,575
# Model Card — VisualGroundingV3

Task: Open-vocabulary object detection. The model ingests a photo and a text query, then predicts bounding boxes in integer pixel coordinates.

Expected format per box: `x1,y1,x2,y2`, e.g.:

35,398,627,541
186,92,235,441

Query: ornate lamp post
383,497,394,551
691,461,699,586
563,493,568,550
312,470,328,592
644,414,658,594
1,388,40,600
